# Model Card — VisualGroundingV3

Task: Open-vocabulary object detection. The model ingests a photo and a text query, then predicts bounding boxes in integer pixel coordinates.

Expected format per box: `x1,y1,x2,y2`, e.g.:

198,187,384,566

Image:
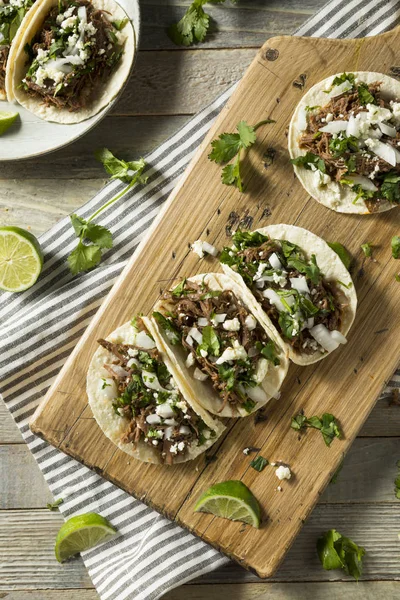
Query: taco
87,317,225,465
6,0,134,122
289,71,400,214
220,225,357,365
151,273,289,418
0,0,36,99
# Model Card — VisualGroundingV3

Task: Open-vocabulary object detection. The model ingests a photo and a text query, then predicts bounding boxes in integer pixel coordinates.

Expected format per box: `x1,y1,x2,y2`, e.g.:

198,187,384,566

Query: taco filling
98,319,215,465
153,278,281,414
21,0,126,111
0,0,34,94
220,231,347,356
292,72,400,213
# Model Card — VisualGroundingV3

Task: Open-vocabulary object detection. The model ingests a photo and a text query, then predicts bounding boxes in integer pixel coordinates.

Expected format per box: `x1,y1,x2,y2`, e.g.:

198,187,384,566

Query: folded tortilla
87,318,225,465
288,71,400,214
6,0,135,122
221,225,357,366
152,273,289,418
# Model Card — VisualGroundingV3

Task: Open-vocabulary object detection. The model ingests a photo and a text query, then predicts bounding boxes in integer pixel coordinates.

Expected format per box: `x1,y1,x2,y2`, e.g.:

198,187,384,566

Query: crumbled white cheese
366,103,392,124
185,353,195,368
216,340,247,364
325,113,333,122
174,400,188,413
61,15,78,29
170,443,178,455
276,465,292,480
272,271,288,287
199,348,208,358
152,440,159,446
128,348,138,357
243,447,250,455
244,314,257,331
223,317,241,332
177,441,185,451
191,240,204,258
98,48,106,55
253,262,268,281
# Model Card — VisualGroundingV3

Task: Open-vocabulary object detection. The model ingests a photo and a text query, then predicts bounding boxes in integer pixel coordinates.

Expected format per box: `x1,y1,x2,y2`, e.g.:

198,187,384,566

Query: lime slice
0,226,43,292
55,513,117,563
0,111,19,135
194,480,261,528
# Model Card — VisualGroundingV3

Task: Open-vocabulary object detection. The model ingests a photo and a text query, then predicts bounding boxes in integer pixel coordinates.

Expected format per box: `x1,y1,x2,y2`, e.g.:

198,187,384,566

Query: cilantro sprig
317,529,365,581
392,236,400,259
327,242,351,270
67,149,148,275
168,0,237,47
291,411,341,447
209,119,275,191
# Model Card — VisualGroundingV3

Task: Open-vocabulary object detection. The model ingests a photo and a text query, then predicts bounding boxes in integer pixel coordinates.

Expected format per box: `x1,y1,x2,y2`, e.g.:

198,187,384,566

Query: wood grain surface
30,28,400,578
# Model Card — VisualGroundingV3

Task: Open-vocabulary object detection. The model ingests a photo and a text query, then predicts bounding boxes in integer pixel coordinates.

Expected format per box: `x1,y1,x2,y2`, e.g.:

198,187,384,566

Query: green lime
194,480,261,528
0,111,19,135
0,226,43,292
55,513,117,563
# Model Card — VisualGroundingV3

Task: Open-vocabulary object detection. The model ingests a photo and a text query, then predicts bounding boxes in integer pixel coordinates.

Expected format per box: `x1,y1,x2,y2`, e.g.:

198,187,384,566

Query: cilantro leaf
47,498,63,511
168,0,236,46
361,242,373,258
381,172,400,204
357,82,376,106
392,236,400,259
250,455,269,472
198,325,220,356
318,529,365,581
112,18,129,30
152,312,181,345
291,152,326,173
291,411,341,447
257,340,280,366
327,242,351,270
95,148,147,185
67,242,102,276
209,119,275,191
171,278,188,297
328,134,359,158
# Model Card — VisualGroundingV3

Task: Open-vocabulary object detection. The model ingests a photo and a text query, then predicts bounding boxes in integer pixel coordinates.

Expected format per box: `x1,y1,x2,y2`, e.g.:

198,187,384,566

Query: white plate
0,0,140,161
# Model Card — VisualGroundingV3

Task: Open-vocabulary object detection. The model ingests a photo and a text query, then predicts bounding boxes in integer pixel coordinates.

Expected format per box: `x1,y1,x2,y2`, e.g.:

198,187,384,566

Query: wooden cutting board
31,29,400,578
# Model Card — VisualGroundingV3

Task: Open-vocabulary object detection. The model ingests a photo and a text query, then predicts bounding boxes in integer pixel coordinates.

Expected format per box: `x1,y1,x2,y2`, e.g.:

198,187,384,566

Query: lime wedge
194,480,261,528
55,513,117,563
0,111,19,135
0,226,43,292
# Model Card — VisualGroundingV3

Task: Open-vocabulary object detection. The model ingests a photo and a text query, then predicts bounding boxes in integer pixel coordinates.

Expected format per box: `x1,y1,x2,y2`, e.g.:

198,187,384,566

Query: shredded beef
0,47,8,94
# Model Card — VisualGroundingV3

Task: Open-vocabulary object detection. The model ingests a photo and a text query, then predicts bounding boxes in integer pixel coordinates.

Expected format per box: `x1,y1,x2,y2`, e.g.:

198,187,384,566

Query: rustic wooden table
1,1,400,598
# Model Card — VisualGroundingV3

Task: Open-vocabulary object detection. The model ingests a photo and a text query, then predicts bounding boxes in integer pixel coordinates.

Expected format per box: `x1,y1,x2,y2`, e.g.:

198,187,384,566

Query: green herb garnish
250,456,269,472
327,242,351,270
168,0,237,47
291,152,326,173
381,172,400,204
209,119,275,191
152,312,181,345
357,82,376,106
67,149,147,275
47,498,64,511
361,242,373,258
317,529,365,581
291,411,341,446
392,236,400,259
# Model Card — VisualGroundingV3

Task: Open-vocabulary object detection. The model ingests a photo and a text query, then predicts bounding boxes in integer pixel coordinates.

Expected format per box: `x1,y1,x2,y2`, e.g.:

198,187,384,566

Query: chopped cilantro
250,455,269,472
327,242,351,270
198,325,220,357
291,152,326,173
152,311,181,345
329,134,359,158
361,242,373,258
101,378,111,390
256,340,280,366
47,498,64,511
317,529,365,581
291,411,341,446
357,82,376,106
392,236,400,259
381,172,400,204
242,398,256,413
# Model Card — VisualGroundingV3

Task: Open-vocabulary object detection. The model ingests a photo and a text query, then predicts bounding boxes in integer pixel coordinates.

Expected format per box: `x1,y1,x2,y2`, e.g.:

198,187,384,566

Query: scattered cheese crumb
276,465,292,480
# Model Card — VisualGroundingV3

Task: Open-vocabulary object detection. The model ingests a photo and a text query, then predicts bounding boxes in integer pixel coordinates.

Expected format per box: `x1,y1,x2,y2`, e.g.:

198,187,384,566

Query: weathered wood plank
0,116,189,180
1,505,399,589
0,400,22,444
1,438,399,508
2,581,400,600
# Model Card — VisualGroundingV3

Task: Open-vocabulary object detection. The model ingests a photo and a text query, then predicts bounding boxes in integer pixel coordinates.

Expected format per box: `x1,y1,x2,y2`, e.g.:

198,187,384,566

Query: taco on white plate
6,0,135,122
152,273,289,418
0,0,37,99
220,225,357,365
87,317,225,465
289,71,400,214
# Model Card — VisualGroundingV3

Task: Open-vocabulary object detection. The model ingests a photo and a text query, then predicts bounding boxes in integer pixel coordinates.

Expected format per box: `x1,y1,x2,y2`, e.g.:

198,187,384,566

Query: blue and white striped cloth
1,1,400,598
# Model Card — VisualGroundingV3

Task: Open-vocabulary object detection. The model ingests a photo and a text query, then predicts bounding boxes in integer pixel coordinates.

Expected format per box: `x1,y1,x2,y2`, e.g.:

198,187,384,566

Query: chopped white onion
77,5,87,22
164,418,178,426
328,80,353,98
309,324,339,352
319,120,348,134
197,317,208,327
127,357,140,368
378,122,397,137
243,384,268,404
185,353,195,367
331,330,348,345
213,313,226,323
188,327,203,345
365,139,396,166
263,288,286,312
297,108,308,132
156,404,175,419
185,334,193,347
290,276,310,294
142,371,169,392
244,314,257,331
269,252,282,270
346,114,360,138
202,241,219,257
193,368,208,381
146,414,161,425
135,330,156,349
306,317,315,329
107,365,129,379
164,426,174,440
255,280,265,289
345,174,378,192
179,426,191,435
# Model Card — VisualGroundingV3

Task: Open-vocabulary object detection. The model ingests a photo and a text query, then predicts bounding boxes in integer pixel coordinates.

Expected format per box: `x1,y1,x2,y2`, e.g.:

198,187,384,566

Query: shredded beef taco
0,0,37,99
220,225,357,365
151,273,288,418
289,72,400,214
6,0,135,122
87,317,225,465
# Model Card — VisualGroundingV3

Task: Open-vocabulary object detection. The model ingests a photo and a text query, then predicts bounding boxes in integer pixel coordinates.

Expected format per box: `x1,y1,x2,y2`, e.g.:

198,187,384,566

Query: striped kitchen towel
1,1,400,598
